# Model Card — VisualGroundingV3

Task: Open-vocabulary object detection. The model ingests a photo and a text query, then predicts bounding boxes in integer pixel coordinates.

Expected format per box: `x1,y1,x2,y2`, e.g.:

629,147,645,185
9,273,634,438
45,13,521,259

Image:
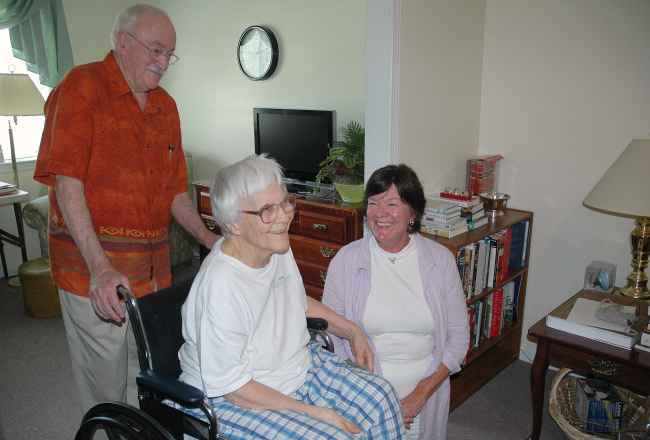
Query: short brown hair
363,164,425,234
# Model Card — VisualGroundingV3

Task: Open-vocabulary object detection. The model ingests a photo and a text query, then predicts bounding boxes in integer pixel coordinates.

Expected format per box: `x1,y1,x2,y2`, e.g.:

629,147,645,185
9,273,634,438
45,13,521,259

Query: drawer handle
588,356,619,376
320,271,327,282
313,223,328,231
206,220,217,230
320,246,335,258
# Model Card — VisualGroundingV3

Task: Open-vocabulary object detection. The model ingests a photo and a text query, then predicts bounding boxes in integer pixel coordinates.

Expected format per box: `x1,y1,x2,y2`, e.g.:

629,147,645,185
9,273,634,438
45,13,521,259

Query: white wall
158,0,366,182
398,1,485,193
479,0,650,356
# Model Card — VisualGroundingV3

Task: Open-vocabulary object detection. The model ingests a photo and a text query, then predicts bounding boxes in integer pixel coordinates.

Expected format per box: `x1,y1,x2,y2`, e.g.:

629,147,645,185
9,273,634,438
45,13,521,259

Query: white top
364,235,436,398
178,238,311,397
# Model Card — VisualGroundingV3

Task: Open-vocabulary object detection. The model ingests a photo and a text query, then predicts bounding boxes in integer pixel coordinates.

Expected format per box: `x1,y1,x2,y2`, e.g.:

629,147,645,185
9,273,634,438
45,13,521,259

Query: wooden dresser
194,181,364,300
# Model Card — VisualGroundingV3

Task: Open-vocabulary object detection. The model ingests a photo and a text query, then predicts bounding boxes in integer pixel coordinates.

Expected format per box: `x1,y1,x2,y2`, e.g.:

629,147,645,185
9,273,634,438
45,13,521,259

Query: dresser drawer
297,211,347,244
304,283,323,301
198,191,212,216
296,260,329,288
290,236,341,266
201,215,221,235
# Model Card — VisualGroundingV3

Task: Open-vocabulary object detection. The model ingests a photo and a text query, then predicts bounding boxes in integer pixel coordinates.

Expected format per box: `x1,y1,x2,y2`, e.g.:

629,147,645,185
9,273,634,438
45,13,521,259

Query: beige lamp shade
0,73,46,116
582,139,650,219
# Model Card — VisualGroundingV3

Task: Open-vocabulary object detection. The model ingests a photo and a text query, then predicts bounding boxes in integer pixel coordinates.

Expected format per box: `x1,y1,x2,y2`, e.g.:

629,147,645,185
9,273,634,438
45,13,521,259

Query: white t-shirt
364,235,436,399
178,239,311,397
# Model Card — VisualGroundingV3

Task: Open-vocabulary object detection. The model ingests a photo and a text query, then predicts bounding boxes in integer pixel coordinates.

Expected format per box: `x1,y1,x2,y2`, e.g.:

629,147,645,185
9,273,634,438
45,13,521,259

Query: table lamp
582,139,650,299
0,69,46,188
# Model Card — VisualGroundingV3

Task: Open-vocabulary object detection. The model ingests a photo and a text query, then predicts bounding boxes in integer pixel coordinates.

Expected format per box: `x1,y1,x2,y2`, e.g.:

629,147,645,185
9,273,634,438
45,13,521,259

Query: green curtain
0,0,73,87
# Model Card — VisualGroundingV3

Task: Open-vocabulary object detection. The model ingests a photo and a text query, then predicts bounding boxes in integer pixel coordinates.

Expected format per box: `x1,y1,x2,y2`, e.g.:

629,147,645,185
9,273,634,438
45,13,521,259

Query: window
0,29,50,162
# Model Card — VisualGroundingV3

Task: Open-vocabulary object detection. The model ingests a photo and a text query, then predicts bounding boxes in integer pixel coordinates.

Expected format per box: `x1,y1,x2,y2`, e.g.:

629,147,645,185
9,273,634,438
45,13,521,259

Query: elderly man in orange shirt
34,4,219,416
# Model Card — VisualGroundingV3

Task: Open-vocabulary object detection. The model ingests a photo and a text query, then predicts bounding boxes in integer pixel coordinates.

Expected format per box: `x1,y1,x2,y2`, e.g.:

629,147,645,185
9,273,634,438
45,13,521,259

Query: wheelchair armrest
136,370,204,408
307,317,328,331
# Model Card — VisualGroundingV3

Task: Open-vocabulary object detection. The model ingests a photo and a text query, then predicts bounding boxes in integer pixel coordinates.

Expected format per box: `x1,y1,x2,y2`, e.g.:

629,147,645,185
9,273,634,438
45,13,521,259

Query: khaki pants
58,289,140,416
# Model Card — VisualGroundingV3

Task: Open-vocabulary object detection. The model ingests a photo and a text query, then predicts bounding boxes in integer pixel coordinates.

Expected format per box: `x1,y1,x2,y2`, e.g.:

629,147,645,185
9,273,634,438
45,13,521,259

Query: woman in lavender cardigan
322,164,470,440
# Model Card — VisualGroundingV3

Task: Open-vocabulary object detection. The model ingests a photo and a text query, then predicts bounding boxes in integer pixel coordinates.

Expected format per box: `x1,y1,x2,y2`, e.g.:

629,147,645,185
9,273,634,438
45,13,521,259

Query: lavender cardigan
322,233,470,440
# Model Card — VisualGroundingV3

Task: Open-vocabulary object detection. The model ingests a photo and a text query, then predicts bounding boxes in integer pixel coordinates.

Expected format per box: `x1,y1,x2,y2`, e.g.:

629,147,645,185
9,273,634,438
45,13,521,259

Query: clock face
238,26,278,80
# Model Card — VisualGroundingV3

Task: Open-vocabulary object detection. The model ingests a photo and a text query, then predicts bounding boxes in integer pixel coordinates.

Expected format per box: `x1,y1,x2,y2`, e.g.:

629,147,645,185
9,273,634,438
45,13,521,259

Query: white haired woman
173,155,406,439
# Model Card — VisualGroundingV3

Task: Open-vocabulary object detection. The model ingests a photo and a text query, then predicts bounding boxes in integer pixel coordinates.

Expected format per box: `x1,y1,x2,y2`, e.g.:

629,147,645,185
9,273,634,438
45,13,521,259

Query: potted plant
315,120,365,202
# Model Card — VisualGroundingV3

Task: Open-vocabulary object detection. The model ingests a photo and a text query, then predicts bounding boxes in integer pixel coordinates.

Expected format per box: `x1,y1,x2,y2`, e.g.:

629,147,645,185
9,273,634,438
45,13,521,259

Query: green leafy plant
315,120,365,186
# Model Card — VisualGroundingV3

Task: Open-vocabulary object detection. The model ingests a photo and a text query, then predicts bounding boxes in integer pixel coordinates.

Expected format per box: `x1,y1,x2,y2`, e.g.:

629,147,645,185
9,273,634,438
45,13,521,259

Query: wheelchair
74,276,333,440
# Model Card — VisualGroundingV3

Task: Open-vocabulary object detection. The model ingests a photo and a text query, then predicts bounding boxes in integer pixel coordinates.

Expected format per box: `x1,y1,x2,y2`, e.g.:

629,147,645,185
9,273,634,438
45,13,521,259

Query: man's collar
103,51,168,114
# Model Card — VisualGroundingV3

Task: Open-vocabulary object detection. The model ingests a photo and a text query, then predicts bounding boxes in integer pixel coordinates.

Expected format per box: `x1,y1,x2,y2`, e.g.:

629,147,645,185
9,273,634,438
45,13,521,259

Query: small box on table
574,377,623,435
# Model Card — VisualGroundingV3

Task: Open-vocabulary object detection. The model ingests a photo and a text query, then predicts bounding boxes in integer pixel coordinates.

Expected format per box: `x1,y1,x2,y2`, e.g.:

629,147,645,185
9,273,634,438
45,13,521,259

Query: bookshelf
421,208,534,411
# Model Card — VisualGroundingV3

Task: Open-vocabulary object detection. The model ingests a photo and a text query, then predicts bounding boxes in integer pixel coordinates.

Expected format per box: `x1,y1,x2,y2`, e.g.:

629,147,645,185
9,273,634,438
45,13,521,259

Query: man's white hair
110,4,170,50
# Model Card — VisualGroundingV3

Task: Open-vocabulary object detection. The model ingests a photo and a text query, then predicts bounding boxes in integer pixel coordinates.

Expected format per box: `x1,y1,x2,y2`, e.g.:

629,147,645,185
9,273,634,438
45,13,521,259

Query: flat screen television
253,108,334,187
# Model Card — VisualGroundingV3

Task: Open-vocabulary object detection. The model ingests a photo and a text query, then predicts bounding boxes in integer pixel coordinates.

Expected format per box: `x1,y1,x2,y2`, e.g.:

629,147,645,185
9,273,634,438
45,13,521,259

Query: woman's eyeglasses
240,193,297,224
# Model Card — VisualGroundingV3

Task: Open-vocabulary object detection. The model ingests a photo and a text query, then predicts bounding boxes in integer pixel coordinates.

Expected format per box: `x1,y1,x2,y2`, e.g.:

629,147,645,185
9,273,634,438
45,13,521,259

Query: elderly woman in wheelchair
167,154,406,439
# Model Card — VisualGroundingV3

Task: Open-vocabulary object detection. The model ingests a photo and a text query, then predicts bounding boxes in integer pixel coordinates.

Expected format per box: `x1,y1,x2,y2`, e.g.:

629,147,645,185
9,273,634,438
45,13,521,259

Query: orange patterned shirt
34,52,186,298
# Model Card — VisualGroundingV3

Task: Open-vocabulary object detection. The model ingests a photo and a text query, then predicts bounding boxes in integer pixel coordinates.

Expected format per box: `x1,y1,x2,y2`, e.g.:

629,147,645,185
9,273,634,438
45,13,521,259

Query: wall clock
237,26,279,81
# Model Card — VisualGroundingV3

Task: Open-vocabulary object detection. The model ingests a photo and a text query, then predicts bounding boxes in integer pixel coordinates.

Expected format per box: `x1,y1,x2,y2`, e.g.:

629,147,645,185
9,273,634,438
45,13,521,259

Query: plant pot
334,183,364,203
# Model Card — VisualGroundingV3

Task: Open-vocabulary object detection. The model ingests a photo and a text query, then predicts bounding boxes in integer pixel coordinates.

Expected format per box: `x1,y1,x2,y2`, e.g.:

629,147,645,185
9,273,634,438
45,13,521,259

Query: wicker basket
549,368,647,440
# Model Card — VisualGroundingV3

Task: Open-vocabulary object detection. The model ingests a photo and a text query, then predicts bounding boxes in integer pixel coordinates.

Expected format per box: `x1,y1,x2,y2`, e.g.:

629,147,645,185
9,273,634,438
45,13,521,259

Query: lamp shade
0,73,45,116
582,139,650,219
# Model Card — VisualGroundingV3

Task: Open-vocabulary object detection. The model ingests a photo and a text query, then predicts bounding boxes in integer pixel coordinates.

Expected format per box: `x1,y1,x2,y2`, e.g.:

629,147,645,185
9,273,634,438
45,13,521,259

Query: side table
0,190,30,279
527,290,650,440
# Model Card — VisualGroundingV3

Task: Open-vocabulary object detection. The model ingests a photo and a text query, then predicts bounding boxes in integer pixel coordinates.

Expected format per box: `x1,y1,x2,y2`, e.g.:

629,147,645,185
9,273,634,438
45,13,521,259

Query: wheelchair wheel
75,402,175,440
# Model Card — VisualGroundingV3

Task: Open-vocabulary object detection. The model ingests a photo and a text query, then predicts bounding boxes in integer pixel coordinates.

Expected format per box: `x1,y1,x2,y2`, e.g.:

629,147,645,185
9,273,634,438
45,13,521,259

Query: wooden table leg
527,338,550,440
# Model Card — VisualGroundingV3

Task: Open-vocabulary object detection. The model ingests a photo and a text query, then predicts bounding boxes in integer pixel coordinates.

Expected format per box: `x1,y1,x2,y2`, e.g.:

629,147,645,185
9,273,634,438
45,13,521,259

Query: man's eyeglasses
240,194,297,224
126,32,179,65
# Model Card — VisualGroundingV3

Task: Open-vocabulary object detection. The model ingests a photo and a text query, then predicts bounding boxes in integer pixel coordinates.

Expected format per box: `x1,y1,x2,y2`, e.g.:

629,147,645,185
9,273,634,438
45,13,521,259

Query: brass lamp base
617,217,649,299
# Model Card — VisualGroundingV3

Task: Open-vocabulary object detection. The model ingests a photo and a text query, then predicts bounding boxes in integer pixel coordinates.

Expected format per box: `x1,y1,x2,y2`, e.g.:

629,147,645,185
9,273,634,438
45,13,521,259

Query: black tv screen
254,108,334,184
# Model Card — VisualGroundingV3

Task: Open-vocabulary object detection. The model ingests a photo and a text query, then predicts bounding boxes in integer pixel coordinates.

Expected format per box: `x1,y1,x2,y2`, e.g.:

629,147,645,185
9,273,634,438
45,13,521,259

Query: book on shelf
460,203,485,216
424,199,462,214
508,221,528,270
456,247,465,281
467,215,488,231
486,237,498,288
520,220,531,268
420,223,468,238
426,194,482,208
423,210,461,222
545,290,648,349
462,209,486,221
467,305,475,350
496,228,512,284
473,238,490,296
475,299,484,347
490,289,504,337
511,276,522,323
421,216,466,231
462,244,476,298
503,281,516,326
484,294,493,340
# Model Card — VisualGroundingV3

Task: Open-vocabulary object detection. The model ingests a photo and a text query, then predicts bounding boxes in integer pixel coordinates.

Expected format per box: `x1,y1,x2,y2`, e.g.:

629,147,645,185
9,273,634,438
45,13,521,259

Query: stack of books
0,181,18,196
460,203,489,231
420,199,468,238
